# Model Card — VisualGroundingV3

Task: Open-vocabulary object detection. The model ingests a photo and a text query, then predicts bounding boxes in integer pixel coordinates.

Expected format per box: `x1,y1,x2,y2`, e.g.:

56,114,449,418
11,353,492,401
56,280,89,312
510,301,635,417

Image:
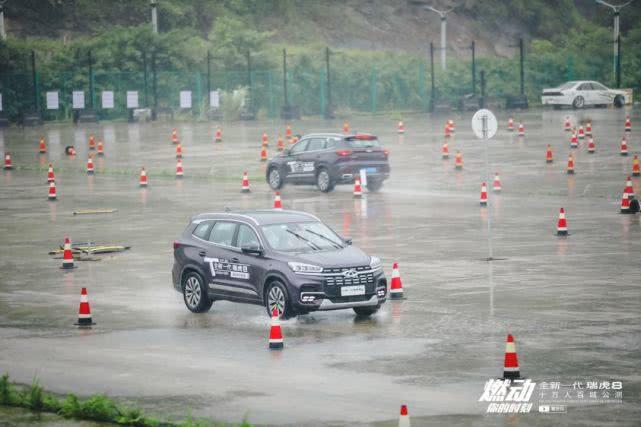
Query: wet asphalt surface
0,108,640,426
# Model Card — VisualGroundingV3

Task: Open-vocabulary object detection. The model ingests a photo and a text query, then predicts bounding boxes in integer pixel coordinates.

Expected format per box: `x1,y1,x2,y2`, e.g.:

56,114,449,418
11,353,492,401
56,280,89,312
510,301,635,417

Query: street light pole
425,5,455,71
0,1,7,41
596,0,633,78
150,0,158,34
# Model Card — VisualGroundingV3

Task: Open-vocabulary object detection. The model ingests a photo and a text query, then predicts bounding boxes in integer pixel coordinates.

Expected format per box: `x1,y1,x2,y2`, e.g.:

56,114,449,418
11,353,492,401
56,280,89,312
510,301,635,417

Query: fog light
377,289,386,297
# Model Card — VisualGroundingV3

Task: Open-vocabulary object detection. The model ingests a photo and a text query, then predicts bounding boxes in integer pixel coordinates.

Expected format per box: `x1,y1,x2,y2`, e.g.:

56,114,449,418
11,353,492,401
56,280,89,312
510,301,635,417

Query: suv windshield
345,138,381,149
261,221,344,253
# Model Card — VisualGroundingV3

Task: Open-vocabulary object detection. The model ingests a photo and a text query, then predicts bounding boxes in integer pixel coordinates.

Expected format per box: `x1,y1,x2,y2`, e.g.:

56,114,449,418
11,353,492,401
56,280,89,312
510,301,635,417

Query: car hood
283,245,372,268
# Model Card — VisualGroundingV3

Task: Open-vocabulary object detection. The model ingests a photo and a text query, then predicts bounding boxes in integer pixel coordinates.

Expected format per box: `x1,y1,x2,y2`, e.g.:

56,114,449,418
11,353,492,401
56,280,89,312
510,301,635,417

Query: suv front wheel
265,280,295,319
182,271,213,313
268,167,284,190
316,168,335,193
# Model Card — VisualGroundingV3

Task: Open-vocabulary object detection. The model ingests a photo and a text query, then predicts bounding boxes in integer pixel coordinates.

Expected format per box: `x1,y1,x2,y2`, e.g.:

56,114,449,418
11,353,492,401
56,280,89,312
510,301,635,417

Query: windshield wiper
304,228,343,249
286,229,321,250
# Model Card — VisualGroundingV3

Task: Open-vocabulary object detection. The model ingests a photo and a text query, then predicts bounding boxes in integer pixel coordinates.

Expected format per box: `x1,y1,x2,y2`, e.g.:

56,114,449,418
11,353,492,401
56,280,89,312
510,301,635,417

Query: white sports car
541,80,627,109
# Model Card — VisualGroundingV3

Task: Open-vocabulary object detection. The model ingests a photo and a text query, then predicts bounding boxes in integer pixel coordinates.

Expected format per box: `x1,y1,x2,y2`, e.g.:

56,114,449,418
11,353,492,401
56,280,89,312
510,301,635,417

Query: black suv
172,210,387,318
266,133,390,192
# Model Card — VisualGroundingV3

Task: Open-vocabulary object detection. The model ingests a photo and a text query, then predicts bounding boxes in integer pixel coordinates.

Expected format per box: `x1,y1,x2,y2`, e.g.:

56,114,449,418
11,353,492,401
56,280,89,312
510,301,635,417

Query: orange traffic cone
620,137,628,156
454,151,463,170
96,141,104,156
587,137,596,153
47,163,55,182
260,145,267,162
75,287,95,327
444,123,451,138
398,405,410,427
48,181,57,201
390,262,404,299
262,132,269,147
633,154,640,176
289,135,298,145
397,120,405,134
353,178,362,198
507,117,514,131
578,126,585,140
285,125,292,140
620,192,631,214
215,126,222,143
343,120,349,134
176,143,183,159
61,237,76,269
88,134,95,150
277,134,284,151
502,334,520,380
448,119,455,133
518,123,525,137
241,171,251,193
493,173,502,192
624,115,631,132
546,145,553,163
273,192,283,210
86,156,94,175
567,154,574,175
441,141,449,159
624,176,634,198
570,132,578,148
480,182,488,206
585,122,592,136
175,159,184,178
557,208,568,236
139,167,148,187
4,153,12,169
564,116,571,131
171,128,178,144
268,307,284,349
39,137,47,154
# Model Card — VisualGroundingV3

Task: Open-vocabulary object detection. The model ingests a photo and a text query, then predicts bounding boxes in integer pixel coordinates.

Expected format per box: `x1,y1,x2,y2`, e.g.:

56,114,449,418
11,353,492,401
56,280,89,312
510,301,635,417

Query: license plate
341,285,365,296
365,167,377,173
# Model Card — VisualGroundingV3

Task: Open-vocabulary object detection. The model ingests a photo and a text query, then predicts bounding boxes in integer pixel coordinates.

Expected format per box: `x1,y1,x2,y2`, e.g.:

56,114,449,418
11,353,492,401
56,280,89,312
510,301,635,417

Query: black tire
366,179,384,192
267,167,284,190
316,167,335,193
614,95,625,108
264,280,295,319
182,271,213,313
353,305,380,317
572,96,585,109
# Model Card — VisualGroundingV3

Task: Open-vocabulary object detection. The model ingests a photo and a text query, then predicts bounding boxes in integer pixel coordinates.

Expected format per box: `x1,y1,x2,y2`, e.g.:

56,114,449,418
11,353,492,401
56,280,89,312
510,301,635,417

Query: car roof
191,209,321,226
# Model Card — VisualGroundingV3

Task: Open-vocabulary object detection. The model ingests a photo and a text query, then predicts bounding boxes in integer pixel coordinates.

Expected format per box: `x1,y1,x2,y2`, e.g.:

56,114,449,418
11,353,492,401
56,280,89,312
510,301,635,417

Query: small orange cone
480,182,488,206
343,120,349,134
444,123,451,138
587,137,596,153
578,126,585,140
289,135,298,146
268,307,284,349
273,191,283,210
624,176,634,198
624,115,631,132
139,167,148,187
389,262,404,299
39,137,47,154
47,163,55,182
398,405,410,427
557,208,568,236
88,134,95,150
454,151,463,170
241,171,251,193
75,287,95,327
48,181,57,201
502,334,520,380
448,119,455,133
518,123,525,137
492,173,502,192
262,131,269,146
260,145,267,162
96,141,104,156
277,134,284,151
620,136,628,156
397,120,405,134
61,237,76,269
570,132,578,148
215,126,222,143
4,153,12,169
546,145,553,163
441,141,449,159
585,122,592,136
620,192,631,214
285,125,292,140
86,156,94,175
507,117,514,131
632,154,640,176
172,128,178,144
175,159,184,178
567,154,574,175
564,116,571,131
176,143,183,159
353,178,362,198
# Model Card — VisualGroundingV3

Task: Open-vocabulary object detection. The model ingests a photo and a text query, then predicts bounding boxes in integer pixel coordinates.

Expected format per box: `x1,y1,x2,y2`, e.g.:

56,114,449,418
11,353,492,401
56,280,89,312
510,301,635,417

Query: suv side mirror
343,237,353,246
241,242,263,255
283,148,291,156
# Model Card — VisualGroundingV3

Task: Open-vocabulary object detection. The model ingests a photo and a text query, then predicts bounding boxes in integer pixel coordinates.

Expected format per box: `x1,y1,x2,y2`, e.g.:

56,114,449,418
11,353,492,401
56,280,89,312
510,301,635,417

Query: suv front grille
322,266,375,288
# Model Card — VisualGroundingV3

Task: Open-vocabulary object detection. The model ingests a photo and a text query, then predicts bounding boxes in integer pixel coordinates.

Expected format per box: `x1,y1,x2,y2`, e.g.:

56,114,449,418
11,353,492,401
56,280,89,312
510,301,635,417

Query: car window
558,81,579,90
192,221,213,240
345,137,381,148
290,139,308,155
306,138,326,152
237,224,260,248
326,137,340,148
592,82,607,90
208,221,238,246
578,83,593,91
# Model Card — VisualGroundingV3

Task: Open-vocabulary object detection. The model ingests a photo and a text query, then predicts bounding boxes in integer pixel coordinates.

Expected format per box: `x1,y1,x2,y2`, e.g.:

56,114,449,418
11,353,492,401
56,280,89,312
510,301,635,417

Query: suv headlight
369,256,382,271
288,262,323,274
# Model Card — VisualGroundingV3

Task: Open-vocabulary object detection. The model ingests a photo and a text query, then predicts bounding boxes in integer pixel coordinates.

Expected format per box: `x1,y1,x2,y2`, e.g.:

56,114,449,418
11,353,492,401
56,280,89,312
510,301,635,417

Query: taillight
336,149,352,157
383,149,390,157
173,241,181,250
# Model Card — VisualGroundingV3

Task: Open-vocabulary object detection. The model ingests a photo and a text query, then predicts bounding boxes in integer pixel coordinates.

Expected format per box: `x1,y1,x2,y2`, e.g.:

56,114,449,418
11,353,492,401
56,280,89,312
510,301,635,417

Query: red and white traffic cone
620,136,628,156
389,262,404,299
480,182,488,206
139,167,148,187
47,163,55,182
633,155,640,177
397,120,405,134
39,137,47,154
508,117,514,131
441,141,449,159
567,154,575,175
175,159,184,178
557,208,568,236
493,173,502,192
4,153,12,170
578,126,585,140
88,134,95,150
262,131,269,146
268,307,284,349
215,126,222,143
444,123,451,138
61,237,76,269
448,119,455,133
624,176,634,198
620,192,631,214
96,141,104,156
398,404,410,427
285,125,292,140
343,120,349,134
353,178,362,198
587,137,596,153
260,145,267,162
241,171,251,193
585,122,592,136
454,151,463,170
75,287,95,327
86,156,94,174
518,123,525,137
273,192,283,210
176,143,183,159
171,128,178,144
502,334,520,380
564,117,571,131
624,115,631,132
48,181,57,201
277,134,284,151
570,132,578,148
546,145,553,163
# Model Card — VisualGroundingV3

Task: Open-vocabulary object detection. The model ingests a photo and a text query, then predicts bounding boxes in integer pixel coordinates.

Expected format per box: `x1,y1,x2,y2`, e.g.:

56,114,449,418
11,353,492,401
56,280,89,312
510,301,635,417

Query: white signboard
209,90,220,108
102,91,114,109
46,92,59,110
471,109,498,140
0,93,3,111
72,91,85,109
126,91,139,109
180,91,192,109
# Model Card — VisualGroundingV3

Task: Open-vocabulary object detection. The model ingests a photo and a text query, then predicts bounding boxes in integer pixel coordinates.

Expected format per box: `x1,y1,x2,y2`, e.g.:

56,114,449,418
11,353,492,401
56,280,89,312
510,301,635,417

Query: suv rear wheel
268,167,284,190
614,95,625,108
182,271,213,313
316,168,335,193
265,280,295,319
366,179,383,192
572,96,585,109
353,305,380,316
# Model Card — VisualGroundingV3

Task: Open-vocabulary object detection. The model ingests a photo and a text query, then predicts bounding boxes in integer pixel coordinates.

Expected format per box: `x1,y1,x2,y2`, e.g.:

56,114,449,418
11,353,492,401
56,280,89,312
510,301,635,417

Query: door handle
231,257,239,263
198,250,206,257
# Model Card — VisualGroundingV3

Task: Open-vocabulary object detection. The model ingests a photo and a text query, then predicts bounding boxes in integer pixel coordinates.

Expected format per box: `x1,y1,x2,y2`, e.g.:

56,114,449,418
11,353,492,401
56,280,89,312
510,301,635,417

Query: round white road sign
471,109,498,140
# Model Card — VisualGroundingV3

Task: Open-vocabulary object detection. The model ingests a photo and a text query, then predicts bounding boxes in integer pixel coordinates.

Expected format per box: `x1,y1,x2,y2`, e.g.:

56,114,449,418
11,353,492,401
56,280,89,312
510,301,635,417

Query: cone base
97,153,104,157
502,371,521,380
269,342,284,350
546,160,553,163
139,183,148,188
87,171,94,175
620,209,632,214
567,171,574,175
175,175,183,179
493,188,501,192
4,167,12,170
633,173,640,177
241,189,251,193
455,166,463,170
75,320,96,327
48,197,57,201
556,230,568,236
390,292,404,300
442,155,449,159
60,264,77,270
480,202,487,206
353,194,362,198
620,153,628,156
588,151,595,154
